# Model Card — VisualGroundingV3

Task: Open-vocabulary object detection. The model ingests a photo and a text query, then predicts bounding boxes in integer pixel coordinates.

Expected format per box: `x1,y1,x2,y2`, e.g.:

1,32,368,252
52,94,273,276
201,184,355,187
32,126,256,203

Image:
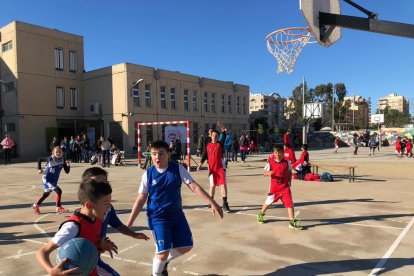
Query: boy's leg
54,187,66,214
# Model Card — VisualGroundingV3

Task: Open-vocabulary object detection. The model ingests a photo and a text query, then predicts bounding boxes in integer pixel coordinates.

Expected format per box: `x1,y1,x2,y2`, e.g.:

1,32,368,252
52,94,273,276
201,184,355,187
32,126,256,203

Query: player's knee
155,251,169,260
176,246,192,255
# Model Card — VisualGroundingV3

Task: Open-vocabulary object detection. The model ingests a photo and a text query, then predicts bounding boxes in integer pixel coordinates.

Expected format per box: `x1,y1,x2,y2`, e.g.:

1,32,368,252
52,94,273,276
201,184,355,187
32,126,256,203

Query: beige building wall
1,21,84,156
378,93,409,114
1,21,249,157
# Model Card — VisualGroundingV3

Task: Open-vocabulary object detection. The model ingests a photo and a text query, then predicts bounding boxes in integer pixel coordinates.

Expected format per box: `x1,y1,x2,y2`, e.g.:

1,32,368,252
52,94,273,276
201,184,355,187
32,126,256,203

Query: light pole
332,87,335,131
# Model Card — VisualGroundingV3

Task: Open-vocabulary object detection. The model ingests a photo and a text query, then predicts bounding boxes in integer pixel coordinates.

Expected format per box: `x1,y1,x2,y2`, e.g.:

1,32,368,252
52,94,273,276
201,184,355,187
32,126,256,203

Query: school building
0,21,249,157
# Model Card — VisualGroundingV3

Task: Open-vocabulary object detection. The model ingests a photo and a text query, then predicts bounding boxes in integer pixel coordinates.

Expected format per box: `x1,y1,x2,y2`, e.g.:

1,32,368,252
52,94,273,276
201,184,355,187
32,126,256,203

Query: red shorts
264,189,293,208
208,169,226,186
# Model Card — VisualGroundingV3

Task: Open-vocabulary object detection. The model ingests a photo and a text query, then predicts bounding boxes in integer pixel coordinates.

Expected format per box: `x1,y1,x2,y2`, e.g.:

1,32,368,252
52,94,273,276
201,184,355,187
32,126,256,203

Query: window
192,90,198,111
184,89,189,111
211,93,216,113
5,123,16,132
160,86,166,109
145,84,151,107
243,97,247,114
2,41,12,52
69,51,77,72
2,81,14,92
228,95,232,114
132,87,140,106
193,122,199,143
70,88,78,109
56,87,65,108
237,96,241,114
221,95,225,113
170,88,176,109
55,48,64,70
204,92,208,112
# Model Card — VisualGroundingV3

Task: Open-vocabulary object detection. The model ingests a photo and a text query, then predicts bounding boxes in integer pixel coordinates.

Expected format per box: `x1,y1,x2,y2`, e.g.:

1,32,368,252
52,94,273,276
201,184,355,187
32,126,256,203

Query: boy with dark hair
257,145,303,230
197,121,231,213
82,167,149,276
127,140,223,276
36,179,118,275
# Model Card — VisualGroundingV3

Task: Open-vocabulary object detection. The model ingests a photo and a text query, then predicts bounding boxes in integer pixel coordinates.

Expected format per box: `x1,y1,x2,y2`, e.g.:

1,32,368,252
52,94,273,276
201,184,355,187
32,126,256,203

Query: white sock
152,257,168,276
167,248,183,262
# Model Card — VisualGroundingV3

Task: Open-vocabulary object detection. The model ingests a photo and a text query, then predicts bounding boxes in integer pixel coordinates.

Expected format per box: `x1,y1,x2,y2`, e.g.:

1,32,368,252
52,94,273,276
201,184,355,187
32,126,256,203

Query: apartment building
249,93,286,131
0,21,249,157
343,95,370,129
378,93,409,115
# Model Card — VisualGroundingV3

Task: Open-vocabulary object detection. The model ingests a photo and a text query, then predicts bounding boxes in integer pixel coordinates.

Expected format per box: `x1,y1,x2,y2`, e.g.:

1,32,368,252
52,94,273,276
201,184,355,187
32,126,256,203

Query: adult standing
1,134,15,165
283,130,291,147
101,137,111,167
197,134,205,157
239,133,248,162
49,137,59,153
231,134,239,162
353,133,359,155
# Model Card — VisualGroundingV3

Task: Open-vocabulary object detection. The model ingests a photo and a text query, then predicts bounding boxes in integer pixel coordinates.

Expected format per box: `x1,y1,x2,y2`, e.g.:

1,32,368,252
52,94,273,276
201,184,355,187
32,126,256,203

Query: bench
310,164,357,182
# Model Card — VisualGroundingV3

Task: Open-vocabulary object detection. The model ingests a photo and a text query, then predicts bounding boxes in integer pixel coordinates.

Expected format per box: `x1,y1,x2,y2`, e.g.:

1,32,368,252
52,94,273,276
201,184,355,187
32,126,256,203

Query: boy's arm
63,160,71,174
126,193,148,228
117,224,149,240
198,148,208,170
187,181,223,219
36,241,78,275
37,157,46,173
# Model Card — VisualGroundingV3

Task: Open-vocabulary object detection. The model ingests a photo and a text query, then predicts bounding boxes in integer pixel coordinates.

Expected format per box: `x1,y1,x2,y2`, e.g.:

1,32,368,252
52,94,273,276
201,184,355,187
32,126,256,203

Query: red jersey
268,158,290,194
206,142,224,172
298,150,309,165
62,210,103,276
406,141,412,151
396,139,401,150
283,148,296,163
283,133,291,145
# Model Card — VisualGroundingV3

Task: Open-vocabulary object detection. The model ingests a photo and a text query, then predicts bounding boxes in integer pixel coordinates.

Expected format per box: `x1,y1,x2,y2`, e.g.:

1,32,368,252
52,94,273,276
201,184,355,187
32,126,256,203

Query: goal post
137,120,191,171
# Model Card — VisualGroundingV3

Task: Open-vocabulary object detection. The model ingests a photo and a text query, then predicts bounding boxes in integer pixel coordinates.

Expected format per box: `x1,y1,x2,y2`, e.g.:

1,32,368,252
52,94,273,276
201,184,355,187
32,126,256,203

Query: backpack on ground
320,172,334,182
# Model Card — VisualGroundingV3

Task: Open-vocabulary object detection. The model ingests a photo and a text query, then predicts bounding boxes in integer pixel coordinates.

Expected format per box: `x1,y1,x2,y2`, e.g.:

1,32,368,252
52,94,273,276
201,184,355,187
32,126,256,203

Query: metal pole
332,87,335,130
352,92,355,128
302,77,307,144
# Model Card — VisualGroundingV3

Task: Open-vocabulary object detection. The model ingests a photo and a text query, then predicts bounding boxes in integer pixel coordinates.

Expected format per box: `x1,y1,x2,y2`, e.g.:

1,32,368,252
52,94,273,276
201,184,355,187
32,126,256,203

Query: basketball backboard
304,103,325,120
371,114,385,124
300,0,342,47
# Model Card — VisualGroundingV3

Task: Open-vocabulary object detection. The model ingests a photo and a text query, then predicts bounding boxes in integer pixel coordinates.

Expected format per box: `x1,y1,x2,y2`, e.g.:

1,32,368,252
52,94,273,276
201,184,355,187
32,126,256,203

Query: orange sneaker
32,204,40,215
56,206,66,214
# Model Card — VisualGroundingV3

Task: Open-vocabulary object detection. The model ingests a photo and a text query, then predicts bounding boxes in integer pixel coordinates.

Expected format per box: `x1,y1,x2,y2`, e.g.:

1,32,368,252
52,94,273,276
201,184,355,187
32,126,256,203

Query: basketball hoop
266,27,316,74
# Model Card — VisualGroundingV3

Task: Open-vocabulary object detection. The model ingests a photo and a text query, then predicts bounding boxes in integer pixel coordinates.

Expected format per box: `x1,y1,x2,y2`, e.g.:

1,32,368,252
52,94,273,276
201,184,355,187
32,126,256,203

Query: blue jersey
40,156,69,185
146,162,183,218
100,205,123,239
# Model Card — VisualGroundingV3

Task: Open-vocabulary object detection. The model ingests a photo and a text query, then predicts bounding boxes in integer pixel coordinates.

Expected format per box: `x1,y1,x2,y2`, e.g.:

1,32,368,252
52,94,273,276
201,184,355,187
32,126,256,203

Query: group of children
395,136,413,158
34,122,306,275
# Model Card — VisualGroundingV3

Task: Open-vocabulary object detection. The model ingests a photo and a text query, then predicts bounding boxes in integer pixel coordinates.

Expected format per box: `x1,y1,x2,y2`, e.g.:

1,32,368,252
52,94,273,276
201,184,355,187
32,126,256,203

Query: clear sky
1,0,414,112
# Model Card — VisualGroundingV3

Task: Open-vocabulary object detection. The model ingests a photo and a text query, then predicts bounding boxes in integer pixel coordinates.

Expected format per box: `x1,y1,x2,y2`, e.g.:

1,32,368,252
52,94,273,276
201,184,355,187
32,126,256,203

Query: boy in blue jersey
32,146,71,214
81,167,149,276
127,140,224,276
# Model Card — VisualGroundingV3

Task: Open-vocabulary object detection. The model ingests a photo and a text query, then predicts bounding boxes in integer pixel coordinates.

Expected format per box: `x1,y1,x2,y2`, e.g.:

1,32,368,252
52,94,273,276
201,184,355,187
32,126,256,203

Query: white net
266,27,316,74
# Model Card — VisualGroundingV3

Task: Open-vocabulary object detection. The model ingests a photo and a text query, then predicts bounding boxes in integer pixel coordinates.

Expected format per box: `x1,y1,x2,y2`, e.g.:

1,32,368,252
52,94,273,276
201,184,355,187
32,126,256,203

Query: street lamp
132,79,144,87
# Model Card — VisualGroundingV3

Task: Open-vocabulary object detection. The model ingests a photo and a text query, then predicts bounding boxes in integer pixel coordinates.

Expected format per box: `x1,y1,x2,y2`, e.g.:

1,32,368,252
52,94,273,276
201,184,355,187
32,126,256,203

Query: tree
380,107,411,127
286,81,313,129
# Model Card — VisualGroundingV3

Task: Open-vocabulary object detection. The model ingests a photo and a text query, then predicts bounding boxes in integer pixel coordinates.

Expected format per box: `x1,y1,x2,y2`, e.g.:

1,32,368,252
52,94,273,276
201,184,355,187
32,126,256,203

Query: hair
212,130,220,135
78,179,112,204
82,167,108,181
150,140,170,152
283,143,290,148
52,146,62,154
302,144,309,150
273,145,284,153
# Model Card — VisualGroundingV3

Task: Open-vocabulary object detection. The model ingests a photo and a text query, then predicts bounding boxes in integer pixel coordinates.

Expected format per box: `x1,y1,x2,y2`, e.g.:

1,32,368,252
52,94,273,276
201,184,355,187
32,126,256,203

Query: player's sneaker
56,206,66,214
257,213,265,223
161,261,169,276
222,203,231,213
32,204,40,215
289,219,303,230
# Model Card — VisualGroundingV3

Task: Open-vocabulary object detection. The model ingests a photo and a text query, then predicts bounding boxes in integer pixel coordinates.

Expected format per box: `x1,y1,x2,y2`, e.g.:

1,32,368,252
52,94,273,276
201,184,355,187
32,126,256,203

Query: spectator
1,134,15,165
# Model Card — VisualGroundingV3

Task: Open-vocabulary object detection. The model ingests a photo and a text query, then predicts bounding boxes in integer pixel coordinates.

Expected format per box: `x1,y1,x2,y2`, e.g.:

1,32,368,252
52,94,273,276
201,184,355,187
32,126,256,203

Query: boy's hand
211,202,224,219
132,232,150,241
99,237,118,258
38,169,44,174
51,258,79,275
65,160,71,166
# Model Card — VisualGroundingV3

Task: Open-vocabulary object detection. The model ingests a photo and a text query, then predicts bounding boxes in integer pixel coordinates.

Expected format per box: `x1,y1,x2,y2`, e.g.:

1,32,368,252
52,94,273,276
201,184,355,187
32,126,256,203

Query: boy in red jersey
36,179,118,275
334,137,340,153
257,145,303,230
283,143,296,164
406,138,413,157
197,122,231,213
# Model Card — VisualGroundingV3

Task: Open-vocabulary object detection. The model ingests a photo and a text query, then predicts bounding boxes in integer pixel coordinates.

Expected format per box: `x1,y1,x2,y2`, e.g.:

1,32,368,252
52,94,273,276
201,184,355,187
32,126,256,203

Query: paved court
0,146,413,275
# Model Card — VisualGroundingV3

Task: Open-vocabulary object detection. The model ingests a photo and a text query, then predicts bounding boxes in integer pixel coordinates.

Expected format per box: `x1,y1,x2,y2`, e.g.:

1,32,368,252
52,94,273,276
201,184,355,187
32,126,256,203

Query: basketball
56,237,99,276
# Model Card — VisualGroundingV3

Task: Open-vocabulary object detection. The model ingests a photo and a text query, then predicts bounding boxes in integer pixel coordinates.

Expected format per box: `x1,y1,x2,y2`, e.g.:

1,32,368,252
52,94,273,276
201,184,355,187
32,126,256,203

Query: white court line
34,214,53,241
182,253,197,263
369,217,414,275
195,208,287,220
0,185,36,195
0,238,46,245
118,243,139,254
236,207,248,214
5,250,36,259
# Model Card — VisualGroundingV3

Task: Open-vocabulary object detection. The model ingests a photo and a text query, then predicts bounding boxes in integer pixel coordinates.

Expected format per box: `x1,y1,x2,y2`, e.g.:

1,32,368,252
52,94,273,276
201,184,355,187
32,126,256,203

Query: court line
0,185,36,195
5,250,36,259
118,243,139,254
34,214,53,241
369,217,414,275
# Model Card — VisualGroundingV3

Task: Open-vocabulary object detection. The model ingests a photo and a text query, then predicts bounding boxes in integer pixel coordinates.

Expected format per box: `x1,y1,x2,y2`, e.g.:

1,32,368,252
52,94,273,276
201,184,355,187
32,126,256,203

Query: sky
1,0,414,113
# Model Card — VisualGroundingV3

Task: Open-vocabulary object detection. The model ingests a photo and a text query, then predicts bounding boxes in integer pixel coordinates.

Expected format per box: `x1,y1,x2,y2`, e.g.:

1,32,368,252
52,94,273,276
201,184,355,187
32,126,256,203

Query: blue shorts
97,258,120,276
148,212,193,253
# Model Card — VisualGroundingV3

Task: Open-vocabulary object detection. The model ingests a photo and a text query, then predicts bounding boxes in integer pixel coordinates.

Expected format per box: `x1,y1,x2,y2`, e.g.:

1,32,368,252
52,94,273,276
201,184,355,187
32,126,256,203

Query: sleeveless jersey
268,158,290,194
146,162,183,218
42,156,65,185
206,143,224,172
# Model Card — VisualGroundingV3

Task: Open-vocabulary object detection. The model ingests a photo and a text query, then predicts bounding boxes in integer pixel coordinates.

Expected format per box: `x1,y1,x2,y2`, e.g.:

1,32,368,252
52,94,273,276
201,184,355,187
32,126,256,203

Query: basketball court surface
0,146,413,275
